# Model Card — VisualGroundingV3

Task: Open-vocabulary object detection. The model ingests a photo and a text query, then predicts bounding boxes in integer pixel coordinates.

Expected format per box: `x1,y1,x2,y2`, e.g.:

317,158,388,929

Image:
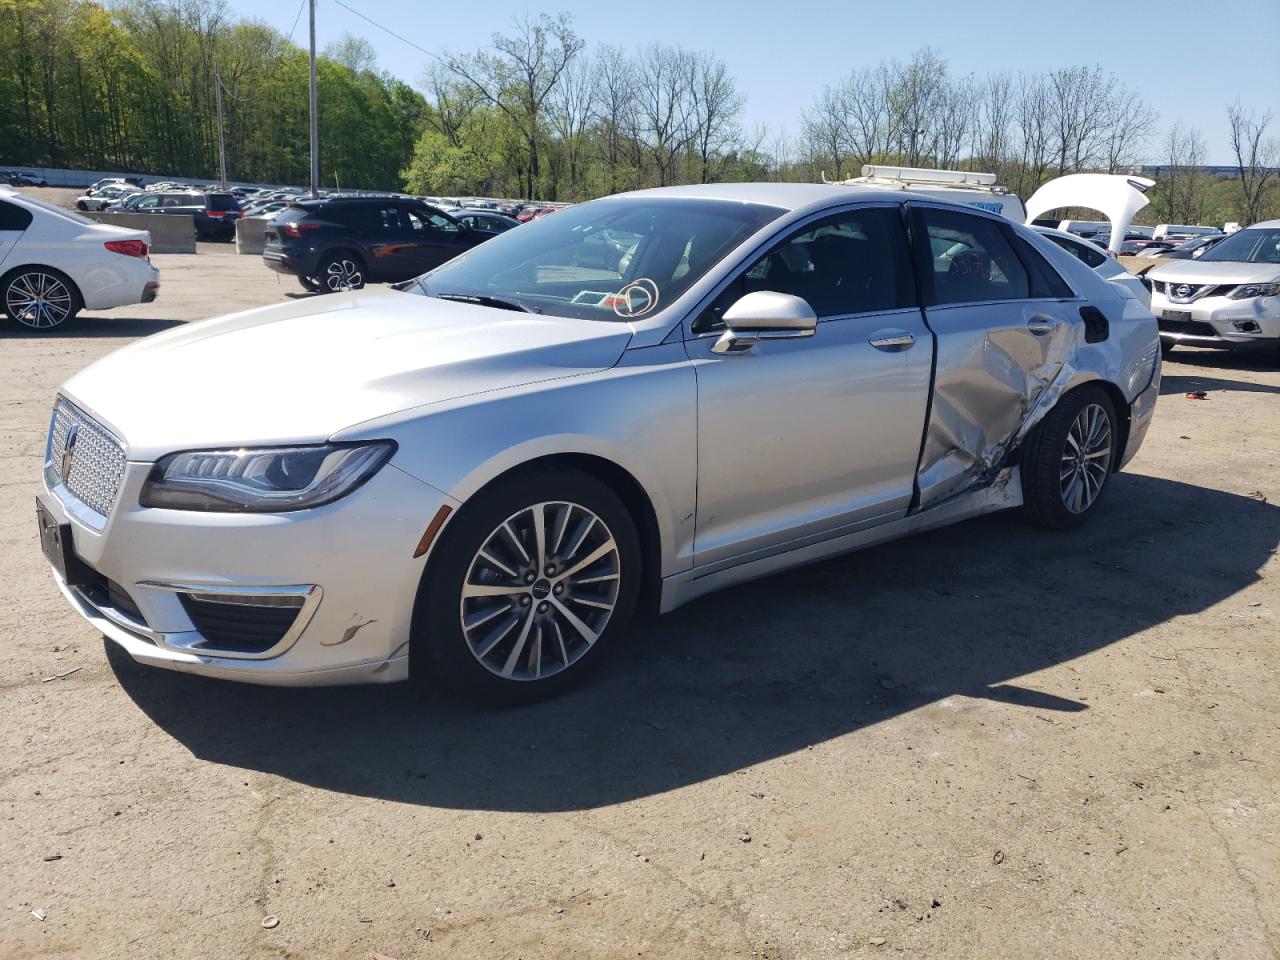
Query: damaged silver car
50,183,1159,702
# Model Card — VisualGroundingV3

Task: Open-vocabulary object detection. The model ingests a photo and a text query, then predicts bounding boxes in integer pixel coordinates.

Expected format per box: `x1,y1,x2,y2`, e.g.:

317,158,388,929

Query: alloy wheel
322,258,363,292
460,501,621,681
6,272,73,329
1059,402,1112,513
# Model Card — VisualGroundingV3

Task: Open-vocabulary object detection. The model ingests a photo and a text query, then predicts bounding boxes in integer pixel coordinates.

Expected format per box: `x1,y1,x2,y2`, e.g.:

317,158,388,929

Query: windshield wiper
432,292,541,314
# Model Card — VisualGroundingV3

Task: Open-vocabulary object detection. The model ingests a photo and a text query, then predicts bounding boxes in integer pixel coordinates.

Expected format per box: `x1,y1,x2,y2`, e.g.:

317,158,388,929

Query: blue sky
229,0,1279,165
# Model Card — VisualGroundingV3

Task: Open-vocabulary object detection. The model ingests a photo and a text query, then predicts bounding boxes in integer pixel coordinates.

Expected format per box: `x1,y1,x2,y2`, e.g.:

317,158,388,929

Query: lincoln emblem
60,424,79,482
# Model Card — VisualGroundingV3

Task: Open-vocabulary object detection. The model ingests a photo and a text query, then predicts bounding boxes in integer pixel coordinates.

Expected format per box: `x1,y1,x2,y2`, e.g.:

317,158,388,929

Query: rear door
910,204,1078,507
0,198,33,269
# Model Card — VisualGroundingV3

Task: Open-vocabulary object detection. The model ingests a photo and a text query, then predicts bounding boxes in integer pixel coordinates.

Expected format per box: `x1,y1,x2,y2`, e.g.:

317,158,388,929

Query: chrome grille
45,399,126,519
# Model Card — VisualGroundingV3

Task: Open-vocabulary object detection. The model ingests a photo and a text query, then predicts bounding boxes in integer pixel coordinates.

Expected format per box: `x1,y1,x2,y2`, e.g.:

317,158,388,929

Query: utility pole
308,0,319,198
214,63,227,187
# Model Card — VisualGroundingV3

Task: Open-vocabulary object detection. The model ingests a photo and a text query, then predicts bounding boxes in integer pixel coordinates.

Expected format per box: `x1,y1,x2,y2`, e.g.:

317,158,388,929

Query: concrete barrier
235,217,268,255
84,212,196,254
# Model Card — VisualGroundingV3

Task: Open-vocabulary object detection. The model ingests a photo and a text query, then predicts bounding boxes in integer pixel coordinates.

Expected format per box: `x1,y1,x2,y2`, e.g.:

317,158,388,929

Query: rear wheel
317,252,365,293
412,468,641,704
297,274,321,292
1020,384,1117,530
2,268,82,331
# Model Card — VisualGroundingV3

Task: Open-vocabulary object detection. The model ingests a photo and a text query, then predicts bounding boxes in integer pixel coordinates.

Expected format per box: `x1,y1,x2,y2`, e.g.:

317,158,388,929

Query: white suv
1147,220,1280,354
0,187,159,331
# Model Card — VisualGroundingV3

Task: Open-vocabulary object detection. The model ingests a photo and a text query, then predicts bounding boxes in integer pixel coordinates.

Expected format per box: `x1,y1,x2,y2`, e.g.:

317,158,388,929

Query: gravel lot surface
1,250,1278,960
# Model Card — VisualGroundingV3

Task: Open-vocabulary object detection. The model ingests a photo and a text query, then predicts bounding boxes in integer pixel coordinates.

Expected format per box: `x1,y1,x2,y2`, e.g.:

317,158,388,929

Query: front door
687,204,934,569
909,204,1078,506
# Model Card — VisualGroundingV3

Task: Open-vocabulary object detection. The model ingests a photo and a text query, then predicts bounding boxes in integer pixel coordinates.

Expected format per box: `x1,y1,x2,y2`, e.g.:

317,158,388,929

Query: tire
316,252,366,293
297,274,321,292
411,467,642,705
1020,384,1118,530
1,268,82,331
75,201,88,210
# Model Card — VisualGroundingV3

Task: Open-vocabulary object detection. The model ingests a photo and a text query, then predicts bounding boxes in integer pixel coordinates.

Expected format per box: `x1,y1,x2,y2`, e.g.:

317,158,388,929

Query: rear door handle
1027,314,1061,335
868,330,916,350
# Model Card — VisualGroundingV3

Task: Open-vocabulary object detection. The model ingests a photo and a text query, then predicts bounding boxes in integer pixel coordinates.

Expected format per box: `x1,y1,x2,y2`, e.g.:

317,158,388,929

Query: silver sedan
39,183,1161,702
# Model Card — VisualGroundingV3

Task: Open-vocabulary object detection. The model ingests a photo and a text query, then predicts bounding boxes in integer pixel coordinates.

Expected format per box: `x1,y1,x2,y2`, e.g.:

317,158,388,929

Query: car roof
1242,219,1280,230
614,181,1002,220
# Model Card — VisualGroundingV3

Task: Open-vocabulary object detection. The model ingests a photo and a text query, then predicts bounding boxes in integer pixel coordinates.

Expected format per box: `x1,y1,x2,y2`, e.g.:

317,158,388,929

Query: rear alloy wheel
317,253,365,293
3,270,80,331
1020,384,1117,530
297,274,321,292
413,468,640,703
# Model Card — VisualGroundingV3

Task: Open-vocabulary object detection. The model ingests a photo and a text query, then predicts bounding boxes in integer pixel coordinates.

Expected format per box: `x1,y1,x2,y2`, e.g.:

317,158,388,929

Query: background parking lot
2,256,1278,959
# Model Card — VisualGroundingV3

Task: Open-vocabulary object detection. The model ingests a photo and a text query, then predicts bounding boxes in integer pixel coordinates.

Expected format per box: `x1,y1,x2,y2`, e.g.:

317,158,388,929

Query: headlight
139,441,395,512
1229,279,1280,299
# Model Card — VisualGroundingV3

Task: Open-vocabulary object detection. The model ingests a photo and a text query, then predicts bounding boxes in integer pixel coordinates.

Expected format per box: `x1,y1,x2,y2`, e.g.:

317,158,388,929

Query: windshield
409,196,784,321
1198,228,1280,264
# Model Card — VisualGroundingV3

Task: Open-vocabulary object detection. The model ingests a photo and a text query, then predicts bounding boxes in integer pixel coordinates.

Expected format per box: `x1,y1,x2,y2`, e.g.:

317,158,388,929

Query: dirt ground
1,249,1278,960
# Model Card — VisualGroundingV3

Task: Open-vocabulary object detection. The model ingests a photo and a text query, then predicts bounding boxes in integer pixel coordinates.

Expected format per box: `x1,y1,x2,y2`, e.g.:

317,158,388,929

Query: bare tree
421,61,484,148
446,12,583,199
590,47,637,193
1227,101,1279,225
1101,86,1156,173
324,32,376,74
633,43,697,186
548,53,596,198
1158,122,1209,224
689,55,743,183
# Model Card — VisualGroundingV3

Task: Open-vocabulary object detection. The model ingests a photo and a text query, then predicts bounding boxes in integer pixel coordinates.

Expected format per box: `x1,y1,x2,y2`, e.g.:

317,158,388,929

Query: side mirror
712,291,818,355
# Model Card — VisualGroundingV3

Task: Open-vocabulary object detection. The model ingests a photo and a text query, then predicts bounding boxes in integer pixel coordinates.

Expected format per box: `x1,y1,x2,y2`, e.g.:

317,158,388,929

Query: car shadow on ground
111,474,1280,812
0,317,185,339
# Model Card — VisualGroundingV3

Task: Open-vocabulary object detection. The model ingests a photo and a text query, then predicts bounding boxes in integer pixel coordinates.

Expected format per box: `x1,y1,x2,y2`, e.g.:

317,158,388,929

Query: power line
327,0,439,61
286,0,306,44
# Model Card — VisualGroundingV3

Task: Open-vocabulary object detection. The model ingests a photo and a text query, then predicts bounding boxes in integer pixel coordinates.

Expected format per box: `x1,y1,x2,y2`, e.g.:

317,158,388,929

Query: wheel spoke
478,548,519,579
550,596,599,647
531,504,546,571
500,610,536,677
462,582,525,598
556,539,614,582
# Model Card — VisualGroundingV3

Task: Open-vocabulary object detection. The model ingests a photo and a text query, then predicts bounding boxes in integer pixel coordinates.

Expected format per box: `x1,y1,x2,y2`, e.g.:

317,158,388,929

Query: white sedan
0,187,159,330
1032,225,1152,308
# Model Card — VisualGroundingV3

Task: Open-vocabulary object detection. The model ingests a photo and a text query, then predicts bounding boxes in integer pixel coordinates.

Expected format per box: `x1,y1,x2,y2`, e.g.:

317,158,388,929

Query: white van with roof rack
823,165,1027,222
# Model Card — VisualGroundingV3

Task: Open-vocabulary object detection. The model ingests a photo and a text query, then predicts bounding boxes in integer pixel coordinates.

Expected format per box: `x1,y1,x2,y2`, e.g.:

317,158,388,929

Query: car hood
62,289,634,460
1147,259,1280,285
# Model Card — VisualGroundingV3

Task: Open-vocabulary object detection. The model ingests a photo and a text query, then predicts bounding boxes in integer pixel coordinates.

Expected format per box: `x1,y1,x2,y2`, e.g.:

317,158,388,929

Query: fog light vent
179,592,305,654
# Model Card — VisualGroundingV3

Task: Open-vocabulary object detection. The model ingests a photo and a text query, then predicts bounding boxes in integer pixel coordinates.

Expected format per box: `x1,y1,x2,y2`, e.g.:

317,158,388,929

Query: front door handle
1027,314,1061,335
869,331,916,350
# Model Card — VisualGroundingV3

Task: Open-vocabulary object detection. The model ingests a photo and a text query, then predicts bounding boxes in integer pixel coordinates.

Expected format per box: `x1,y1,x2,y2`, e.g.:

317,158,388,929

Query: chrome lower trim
133,581,323,660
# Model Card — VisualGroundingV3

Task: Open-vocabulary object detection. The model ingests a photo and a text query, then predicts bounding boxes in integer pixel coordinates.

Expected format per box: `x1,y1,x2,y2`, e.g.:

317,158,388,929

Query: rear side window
0,199,33,231
916,207,1030,305
1044,232,1106,269
1009,233,1075,299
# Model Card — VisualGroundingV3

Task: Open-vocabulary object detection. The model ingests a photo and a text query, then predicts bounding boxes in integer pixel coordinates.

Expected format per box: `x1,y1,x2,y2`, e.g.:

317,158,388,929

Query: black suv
127,191,242,240
262,197,497,292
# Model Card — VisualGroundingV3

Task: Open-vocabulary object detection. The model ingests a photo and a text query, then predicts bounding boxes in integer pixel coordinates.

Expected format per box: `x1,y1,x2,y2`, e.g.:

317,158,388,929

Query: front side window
407,208,459,234
409,197,784,321
918,207,1031,305
696,206,913,331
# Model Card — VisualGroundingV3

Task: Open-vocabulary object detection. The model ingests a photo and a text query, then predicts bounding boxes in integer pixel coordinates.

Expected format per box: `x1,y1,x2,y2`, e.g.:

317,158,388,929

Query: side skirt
659,466,1023,614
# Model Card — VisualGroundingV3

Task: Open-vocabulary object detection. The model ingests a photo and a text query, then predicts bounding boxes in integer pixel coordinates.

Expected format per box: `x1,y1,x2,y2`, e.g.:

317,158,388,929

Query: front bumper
42,458,457,686
1152,290,1280,349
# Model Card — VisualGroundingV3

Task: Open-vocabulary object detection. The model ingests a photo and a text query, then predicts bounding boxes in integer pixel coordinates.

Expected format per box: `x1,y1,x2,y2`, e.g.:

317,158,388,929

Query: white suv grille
45,399,127,521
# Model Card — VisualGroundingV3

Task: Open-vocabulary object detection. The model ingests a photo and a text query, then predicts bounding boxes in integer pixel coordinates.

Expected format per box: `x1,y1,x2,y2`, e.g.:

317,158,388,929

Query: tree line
2,2,1276,224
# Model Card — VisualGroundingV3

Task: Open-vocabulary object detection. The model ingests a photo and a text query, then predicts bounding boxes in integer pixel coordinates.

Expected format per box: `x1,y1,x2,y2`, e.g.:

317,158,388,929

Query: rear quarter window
206,194,240,212
0,199,34,231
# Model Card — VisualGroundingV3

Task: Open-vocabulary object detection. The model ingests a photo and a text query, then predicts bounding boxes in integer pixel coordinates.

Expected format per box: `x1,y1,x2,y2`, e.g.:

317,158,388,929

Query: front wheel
412,468,641,704
317,253,365,293
1020,385,1118,530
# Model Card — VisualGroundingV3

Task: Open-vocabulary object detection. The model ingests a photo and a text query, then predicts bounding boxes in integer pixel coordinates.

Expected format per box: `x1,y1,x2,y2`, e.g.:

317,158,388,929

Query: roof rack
825,165,1010,195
